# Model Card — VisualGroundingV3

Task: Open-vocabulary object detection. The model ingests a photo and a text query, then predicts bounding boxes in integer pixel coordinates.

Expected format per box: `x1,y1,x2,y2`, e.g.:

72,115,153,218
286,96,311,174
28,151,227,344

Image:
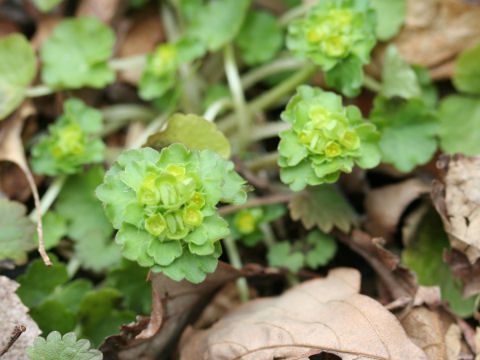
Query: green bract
286,0,376,96
41,17,115,89
96,144,247,283
30,98,105,175
278,85,381,191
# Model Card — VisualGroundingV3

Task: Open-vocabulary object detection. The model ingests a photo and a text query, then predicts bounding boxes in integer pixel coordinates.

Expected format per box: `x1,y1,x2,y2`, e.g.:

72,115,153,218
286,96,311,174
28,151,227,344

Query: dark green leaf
402,209,476,317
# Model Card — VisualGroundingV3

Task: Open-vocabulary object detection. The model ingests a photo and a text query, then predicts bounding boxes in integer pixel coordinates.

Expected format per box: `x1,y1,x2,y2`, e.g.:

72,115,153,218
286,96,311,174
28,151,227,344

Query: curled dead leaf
432,155,480,264
365,178,431,241
179,268,427,360
0,104,51,265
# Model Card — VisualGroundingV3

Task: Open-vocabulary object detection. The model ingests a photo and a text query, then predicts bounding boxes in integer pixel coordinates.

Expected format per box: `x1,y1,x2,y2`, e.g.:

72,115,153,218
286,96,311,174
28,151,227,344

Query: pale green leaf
0,34,36,120
146,113,231,158
453,42,480,95
26,331,103,360
267,241,304,273
438,95,480,155
369,0,406,41
0,198,36,265
381,45,421,99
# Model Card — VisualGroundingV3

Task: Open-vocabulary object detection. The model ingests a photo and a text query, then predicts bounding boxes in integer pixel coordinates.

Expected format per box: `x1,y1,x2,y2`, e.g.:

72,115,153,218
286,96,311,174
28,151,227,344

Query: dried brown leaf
369,0,480,80
0,104,51,265
365,178,431,241
432,155,480,264
0,276,41,360
100,262,243,360
75,0,127,24
444,249,480,298
180,268,426,360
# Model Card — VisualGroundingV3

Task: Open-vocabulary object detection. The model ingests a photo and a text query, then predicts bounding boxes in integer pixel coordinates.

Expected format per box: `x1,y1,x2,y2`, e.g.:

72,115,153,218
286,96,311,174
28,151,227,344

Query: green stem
218,64,316,135
128,113,169,149
224,44,250,149
363,74,382,93
109,54,147,71
67,257,81,278
203,98,233,122
223,236,249,303
258,223,276,248
252,122,291,141
99,104,157,136
278,2,314,27
28,175,68,221
245,151,280,172
241,57,306,90
25,85,55,98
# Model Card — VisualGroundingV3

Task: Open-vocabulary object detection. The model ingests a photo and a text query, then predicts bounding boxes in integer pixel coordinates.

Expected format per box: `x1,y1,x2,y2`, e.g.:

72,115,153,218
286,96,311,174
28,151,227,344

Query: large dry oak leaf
179,268,427,360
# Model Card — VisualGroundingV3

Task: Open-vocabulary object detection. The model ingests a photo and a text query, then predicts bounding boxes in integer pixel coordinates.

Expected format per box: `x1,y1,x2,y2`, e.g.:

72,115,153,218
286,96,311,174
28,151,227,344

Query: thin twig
218,193,294,216
0,325,26,356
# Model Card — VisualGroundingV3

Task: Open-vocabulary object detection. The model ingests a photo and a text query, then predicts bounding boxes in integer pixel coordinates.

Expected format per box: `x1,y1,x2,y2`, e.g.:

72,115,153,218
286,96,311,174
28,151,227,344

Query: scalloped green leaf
371,96,438,172
236,10,283,66
78,288,136,346
305,230,337,269
381,45,421,99
41,17,115,89
26,331,103,360
146,113,231,158
0,198,36,265
369,0,405,41
186,0,251,51
453,42,480,95
438,95,480,156
289,184,357,233
267,241,304,273
0,34,36,120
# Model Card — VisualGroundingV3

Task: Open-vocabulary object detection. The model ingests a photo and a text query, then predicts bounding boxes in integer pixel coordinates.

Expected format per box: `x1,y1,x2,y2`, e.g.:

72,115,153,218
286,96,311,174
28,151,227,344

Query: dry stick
218,193,294,216
0,325,26,356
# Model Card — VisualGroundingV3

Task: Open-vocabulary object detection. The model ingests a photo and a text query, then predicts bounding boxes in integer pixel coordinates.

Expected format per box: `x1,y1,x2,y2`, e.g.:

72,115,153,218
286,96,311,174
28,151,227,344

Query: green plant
30,98,105,175
26,331,102,360
278,85,381,191
287,0,376,96
96,144,247,283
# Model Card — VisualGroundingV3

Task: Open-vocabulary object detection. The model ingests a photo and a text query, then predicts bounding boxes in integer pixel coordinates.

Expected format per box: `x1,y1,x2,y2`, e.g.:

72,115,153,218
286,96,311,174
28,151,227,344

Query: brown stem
0,325,26,356
218,193,294,216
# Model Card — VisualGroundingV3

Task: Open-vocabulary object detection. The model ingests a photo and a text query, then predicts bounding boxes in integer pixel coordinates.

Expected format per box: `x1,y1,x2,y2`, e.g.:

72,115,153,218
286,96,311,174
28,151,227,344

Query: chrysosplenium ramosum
96,144,247,283
287,0,376,96
30,98,105,175
278,85,381,191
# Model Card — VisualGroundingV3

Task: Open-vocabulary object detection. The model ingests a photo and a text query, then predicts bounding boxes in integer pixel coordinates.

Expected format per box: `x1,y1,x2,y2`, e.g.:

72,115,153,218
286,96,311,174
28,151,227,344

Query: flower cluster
278,85,381,191
30,98,104,176
96,144,247,283
286,0,376,96
139,43,178,101
287,0,375,70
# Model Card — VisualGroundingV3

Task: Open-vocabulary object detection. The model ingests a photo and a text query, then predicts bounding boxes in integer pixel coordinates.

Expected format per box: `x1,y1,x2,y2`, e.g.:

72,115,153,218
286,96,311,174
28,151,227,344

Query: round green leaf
453,42,480,95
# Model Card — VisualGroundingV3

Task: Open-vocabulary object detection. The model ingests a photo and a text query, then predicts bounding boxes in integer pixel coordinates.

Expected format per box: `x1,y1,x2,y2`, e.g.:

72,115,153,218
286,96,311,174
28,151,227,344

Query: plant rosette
287,0,376,70
96,144,247,283
30,98,105,176
278,85,381,191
